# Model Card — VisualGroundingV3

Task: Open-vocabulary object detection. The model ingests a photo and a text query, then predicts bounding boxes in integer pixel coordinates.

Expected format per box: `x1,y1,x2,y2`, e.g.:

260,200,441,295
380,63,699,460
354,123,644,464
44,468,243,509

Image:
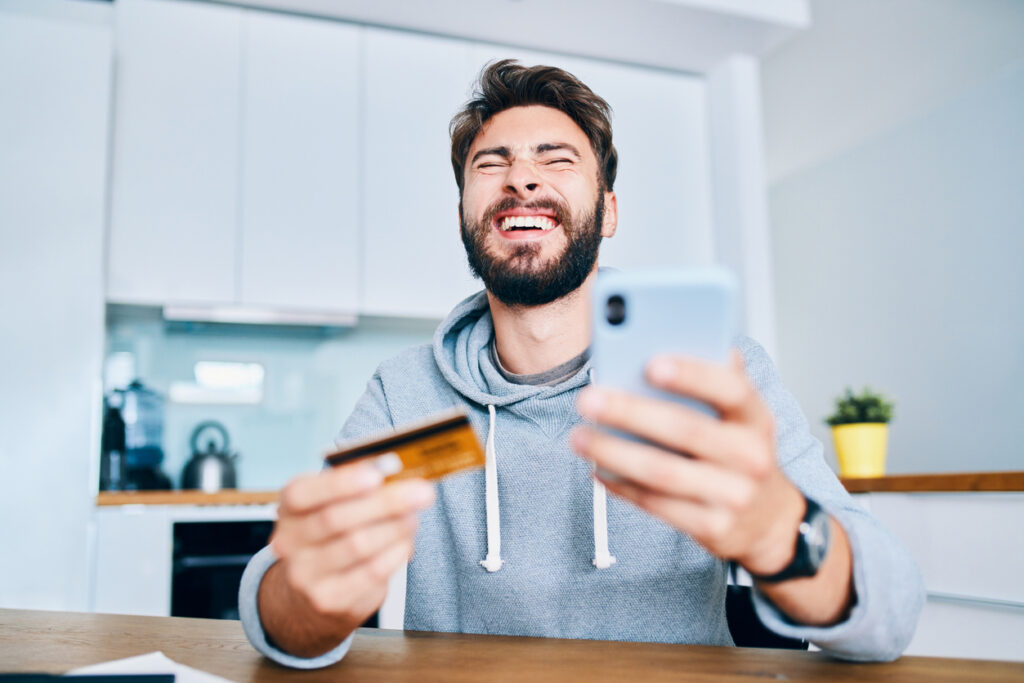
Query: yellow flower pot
831,423,888,478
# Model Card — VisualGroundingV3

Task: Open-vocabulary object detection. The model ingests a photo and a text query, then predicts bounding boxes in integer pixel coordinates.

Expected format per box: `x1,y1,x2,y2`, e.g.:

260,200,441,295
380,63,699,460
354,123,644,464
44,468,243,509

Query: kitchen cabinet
107,0,241,306
104,2,758,324
239,12,361,313
91,504,277,617
857,491,1024,662
360,28,482,319
108,0,361,315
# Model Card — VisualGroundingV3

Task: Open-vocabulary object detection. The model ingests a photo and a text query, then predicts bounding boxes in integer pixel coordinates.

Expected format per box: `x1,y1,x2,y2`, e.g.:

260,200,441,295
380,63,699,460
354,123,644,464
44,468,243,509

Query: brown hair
450,59,617,195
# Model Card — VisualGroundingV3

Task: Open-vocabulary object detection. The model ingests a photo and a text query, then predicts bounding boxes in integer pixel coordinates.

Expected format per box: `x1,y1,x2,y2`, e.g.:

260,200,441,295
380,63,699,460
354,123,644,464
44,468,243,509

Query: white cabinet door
108,0,241,306
361,29,481,319
866,492,1024,661
92,507,173,616
470,46,715,269
239,13,361,313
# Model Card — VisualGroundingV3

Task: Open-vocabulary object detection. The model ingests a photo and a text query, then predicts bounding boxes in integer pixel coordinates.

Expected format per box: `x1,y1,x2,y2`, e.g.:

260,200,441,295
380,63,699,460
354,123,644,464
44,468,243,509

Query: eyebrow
470,142,583,164
535,142,582,158
471,146,511,164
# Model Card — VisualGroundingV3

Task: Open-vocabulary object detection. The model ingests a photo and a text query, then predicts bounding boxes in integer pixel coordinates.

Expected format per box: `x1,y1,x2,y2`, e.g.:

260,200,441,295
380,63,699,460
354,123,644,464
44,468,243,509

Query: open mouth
492,210,561,234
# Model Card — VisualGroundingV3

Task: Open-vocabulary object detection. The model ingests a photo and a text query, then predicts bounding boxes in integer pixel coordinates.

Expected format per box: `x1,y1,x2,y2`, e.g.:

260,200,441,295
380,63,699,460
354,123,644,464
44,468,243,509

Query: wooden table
2,610,1022,682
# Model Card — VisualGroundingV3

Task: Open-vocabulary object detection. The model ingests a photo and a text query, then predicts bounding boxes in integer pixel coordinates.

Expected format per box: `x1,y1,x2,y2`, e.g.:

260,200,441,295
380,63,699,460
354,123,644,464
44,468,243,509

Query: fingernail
577,387,606,418
595,467,623,485
647,357,676,384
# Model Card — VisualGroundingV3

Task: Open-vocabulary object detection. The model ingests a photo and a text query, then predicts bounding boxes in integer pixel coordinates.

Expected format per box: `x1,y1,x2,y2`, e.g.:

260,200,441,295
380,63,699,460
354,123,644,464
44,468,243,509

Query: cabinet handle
175,554,255,570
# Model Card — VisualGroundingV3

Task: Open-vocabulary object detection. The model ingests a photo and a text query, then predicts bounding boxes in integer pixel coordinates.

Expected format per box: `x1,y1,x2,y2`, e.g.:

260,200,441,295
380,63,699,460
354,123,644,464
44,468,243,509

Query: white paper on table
69,651,232,683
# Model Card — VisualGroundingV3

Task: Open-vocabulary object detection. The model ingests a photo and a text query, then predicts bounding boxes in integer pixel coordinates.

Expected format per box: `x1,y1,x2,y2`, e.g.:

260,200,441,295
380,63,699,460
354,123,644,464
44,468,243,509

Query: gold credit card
324,408,485,482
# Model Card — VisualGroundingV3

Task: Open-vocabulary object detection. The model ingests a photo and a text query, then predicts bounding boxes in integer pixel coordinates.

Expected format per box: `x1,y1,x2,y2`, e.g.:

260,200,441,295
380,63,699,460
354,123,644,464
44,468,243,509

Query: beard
460,193,605,307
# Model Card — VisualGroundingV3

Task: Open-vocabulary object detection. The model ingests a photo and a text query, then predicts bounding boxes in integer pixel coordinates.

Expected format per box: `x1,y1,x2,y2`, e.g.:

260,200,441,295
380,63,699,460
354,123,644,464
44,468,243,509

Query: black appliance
171,520,378,627
171,521,273,620
99,379,172,491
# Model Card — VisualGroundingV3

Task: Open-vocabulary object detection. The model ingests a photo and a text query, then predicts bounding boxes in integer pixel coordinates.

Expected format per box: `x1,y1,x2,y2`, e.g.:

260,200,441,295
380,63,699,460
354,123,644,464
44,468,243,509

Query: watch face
800,509,831,567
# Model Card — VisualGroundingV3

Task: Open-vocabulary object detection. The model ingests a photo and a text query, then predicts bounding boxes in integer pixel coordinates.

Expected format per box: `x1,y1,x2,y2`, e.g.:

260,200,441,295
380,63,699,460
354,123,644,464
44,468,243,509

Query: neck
487,269,596,375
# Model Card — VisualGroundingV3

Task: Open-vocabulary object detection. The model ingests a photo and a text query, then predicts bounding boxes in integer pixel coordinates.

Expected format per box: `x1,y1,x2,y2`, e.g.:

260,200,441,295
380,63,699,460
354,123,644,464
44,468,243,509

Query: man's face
459,105,617,307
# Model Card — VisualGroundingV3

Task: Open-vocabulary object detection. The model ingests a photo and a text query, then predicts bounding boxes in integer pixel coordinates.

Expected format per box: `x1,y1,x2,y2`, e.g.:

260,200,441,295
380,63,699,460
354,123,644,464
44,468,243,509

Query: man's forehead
468,105,592,157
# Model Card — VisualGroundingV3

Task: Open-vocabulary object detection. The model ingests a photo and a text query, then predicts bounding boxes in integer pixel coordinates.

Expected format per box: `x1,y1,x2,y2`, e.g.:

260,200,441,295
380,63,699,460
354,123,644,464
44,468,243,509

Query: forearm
257,561,364,659
754,517,855,626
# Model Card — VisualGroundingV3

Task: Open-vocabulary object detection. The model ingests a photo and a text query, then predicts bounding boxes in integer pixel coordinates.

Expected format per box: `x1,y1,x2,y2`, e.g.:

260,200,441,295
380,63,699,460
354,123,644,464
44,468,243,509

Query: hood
432,289,593,408
432,288,616,573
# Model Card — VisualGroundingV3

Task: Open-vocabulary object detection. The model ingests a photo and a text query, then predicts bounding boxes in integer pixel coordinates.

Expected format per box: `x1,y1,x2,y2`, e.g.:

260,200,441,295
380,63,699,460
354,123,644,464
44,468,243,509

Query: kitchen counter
96,490,278,506
94,471,1024,506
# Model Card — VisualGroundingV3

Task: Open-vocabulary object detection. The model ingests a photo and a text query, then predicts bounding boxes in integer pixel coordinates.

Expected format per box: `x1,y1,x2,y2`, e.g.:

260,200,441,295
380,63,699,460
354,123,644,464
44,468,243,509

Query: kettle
181,421,239,493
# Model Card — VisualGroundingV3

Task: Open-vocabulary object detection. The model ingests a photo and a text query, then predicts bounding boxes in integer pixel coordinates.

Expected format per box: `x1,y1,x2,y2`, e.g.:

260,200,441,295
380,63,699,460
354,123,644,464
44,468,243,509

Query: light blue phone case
591,267,737,420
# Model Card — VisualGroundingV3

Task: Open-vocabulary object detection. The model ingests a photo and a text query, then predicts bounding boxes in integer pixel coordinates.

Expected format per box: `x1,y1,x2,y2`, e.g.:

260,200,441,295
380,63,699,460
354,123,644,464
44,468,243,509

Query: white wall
0,7,112,609
769,59,1024,473
762,0,1024,184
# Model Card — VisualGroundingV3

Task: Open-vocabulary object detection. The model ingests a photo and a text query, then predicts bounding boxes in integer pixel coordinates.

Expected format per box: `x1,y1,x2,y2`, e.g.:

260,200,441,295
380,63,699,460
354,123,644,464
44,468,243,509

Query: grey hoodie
239,290,925,669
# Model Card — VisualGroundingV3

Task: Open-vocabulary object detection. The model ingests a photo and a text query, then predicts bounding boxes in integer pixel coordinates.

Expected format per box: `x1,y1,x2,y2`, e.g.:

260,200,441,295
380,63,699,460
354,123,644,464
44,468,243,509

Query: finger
575,388,772,475
571,426,759,506
297,513,419,583
303,539,414,617
278,462,386,515
645,351,774,435
273,479,434,554
598,475,732,550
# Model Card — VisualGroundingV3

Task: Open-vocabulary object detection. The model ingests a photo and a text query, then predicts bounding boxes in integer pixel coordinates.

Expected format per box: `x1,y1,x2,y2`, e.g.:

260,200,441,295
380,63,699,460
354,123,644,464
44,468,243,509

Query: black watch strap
749,495,831,583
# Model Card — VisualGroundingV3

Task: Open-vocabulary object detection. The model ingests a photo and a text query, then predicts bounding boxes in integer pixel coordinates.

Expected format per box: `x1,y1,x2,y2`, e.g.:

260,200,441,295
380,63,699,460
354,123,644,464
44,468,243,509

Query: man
239,60,924,668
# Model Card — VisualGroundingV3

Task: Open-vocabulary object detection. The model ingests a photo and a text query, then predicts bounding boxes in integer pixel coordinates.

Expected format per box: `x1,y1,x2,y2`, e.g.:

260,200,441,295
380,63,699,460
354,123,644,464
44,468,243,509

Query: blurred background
1,0,1021,662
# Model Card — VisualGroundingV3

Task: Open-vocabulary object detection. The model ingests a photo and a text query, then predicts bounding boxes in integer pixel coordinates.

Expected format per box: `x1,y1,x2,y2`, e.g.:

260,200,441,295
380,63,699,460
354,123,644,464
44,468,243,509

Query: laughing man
239,60,924,668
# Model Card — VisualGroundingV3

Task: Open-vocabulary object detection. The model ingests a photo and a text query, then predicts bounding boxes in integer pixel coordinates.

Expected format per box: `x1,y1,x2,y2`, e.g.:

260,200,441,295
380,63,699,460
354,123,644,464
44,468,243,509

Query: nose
504,159,542,197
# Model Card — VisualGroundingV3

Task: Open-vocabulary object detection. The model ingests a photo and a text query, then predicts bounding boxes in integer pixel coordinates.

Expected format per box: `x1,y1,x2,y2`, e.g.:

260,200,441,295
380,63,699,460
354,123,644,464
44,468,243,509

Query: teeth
499,215,557,231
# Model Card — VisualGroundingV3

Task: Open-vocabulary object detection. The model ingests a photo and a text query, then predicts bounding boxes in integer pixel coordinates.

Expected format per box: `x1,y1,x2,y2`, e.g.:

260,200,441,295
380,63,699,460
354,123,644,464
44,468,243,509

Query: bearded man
239,60,924,668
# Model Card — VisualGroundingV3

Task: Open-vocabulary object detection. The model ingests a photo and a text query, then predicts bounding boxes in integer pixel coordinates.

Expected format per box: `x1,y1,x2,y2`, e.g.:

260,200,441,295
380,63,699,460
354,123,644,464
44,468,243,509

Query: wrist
739,482,805,576
259,561,358,658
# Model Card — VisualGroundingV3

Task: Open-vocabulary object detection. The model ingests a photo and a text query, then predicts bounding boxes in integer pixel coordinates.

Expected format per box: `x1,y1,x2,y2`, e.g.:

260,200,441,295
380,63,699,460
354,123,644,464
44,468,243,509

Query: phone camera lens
606,295,626,326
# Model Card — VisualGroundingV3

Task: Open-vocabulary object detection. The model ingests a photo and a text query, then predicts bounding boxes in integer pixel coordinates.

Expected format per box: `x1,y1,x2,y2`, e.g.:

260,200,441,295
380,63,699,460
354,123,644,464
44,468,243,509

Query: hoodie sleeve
736,337,926,661
238,373,395,669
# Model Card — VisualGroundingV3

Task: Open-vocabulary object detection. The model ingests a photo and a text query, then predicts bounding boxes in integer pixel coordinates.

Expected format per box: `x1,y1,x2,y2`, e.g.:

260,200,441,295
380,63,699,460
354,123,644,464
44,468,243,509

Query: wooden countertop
840,470,1024,493
96,490,278,506
95,471,1024,506
3,609,1022,682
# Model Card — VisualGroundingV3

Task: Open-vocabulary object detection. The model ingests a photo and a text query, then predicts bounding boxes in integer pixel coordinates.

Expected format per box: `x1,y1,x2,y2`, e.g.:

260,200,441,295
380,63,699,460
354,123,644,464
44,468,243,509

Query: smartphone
590,267,737,423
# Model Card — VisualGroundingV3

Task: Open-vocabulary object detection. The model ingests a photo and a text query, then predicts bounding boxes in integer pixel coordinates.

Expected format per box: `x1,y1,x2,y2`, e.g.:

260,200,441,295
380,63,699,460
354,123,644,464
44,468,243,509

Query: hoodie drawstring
588,368,616,569
480,404,504,572
479,393,615,572
592,476,616,569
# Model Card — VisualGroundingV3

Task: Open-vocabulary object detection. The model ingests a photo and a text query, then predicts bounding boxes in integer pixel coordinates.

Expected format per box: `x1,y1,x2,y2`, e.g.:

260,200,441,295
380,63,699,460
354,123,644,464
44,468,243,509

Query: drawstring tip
592,553,617,570
480,555,504,572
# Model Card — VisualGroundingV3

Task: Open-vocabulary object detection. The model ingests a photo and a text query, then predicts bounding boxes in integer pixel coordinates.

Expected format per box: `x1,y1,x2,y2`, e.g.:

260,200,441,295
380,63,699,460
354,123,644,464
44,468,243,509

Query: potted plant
825,388,894,478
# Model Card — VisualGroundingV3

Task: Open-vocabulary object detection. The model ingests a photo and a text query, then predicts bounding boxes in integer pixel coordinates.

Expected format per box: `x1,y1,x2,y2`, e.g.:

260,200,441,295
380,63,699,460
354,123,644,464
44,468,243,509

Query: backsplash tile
104,309,438,490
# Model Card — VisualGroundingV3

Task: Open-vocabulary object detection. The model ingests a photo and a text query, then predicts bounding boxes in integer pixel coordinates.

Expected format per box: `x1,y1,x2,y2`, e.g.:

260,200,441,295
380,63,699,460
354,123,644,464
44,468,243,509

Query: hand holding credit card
325,408,486,482
263,410,481,653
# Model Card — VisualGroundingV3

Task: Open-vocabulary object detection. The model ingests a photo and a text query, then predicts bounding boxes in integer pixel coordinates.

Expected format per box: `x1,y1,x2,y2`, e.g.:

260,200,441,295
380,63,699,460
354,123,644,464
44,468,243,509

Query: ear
457,202,463,233
601,191,618,239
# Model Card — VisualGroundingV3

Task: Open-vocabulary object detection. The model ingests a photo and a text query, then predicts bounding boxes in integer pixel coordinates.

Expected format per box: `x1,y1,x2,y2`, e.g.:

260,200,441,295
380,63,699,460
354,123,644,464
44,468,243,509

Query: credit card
324,407,485,482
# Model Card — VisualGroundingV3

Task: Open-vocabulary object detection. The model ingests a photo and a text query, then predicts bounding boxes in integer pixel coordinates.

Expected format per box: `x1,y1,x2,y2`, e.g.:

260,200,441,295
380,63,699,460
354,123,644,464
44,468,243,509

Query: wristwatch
750,495,831,583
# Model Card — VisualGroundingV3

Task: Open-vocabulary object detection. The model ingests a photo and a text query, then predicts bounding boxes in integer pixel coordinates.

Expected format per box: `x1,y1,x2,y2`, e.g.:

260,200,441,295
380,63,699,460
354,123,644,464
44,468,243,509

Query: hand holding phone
572,267,808,579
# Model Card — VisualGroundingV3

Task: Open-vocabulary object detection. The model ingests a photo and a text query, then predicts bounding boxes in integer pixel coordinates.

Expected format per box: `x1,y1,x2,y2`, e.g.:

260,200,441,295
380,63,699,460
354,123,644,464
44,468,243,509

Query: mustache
480,197,571,230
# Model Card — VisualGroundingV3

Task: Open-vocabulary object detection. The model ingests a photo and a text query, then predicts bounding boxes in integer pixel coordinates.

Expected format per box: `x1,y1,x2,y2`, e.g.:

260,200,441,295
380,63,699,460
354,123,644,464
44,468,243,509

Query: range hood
162,304,357,327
